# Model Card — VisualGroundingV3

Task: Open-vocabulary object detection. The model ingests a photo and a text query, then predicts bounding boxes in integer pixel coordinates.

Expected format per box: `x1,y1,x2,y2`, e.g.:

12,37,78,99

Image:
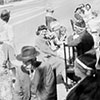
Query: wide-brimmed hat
16,46,40,61
76,49,96,70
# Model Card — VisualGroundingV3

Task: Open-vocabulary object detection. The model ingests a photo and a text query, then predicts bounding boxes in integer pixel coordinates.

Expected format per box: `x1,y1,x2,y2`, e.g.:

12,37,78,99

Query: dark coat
66,70,100,100
67,30,94,56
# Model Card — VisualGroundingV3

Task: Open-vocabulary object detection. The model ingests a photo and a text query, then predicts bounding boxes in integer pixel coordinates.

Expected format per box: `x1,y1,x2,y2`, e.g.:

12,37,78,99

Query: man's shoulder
39,61,51,68
82,30,93,39
39,62,52,71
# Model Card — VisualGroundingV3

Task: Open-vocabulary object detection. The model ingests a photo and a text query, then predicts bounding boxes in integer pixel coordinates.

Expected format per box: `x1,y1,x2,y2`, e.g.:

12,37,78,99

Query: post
63,43,68,91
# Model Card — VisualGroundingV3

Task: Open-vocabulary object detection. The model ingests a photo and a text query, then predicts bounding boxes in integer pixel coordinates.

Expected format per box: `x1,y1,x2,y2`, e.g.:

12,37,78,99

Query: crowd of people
0,2,100,100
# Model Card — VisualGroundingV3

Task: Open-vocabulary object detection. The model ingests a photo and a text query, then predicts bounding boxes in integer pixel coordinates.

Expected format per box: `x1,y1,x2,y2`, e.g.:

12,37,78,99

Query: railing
63,43,80,90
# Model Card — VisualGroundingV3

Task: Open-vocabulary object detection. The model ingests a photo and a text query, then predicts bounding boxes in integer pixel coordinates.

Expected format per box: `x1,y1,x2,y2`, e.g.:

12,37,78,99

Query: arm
67,34,81,46
42,65,56,100
35,37,57,56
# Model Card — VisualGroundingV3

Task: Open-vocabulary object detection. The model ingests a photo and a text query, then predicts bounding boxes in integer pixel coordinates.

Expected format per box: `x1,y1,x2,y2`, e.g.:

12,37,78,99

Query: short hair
36,25,47,35
74,7,81,13
37,25,47,31
0,9,10,23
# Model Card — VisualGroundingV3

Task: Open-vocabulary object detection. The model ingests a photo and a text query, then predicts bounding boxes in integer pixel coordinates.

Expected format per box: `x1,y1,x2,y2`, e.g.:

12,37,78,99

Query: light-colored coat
30,62,56,100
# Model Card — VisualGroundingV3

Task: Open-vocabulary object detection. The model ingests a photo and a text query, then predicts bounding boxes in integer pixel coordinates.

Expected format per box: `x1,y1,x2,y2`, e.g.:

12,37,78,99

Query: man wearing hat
16,46,56,100
67,20,94,56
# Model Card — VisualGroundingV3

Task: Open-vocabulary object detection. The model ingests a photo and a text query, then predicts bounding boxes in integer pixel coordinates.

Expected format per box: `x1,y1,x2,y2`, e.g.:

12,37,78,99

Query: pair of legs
44,55,66,83
2,43,16,68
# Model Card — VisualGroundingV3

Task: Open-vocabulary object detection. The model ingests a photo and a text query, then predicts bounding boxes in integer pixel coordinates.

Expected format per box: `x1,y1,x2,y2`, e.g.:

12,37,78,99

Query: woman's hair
37,25,47,31
74,6,85,14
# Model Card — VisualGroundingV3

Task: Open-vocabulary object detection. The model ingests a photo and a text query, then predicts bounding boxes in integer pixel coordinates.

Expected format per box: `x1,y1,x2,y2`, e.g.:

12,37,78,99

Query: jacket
30,61,57,100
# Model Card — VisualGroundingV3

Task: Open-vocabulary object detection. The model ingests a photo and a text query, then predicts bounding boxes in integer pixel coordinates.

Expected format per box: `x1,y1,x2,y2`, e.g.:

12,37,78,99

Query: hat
76,50,96,70
16,46,40,61
50,21,61,31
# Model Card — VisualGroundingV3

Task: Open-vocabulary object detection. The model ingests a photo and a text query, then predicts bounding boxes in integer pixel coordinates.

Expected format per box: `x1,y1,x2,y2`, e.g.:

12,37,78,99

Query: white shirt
30,70,36,81
0,19,14,46
0,46,5,67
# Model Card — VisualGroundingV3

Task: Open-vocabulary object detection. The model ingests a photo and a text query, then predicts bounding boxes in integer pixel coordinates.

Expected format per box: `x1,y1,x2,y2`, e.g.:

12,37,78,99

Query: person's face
74,63,86,78
60,26,66,35
23,60,32,71
77,9,82,15
52,27,61,38
40,29,47,35
74,26,85,34
39,29,47,38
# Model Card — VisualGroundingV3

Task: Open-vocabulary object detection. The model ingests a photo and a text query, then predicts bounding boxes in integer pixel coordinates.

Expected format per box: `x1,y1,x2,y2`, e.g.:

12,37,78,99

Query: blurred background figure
45,8,57,31
0,9,16,68
16,45,56,100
